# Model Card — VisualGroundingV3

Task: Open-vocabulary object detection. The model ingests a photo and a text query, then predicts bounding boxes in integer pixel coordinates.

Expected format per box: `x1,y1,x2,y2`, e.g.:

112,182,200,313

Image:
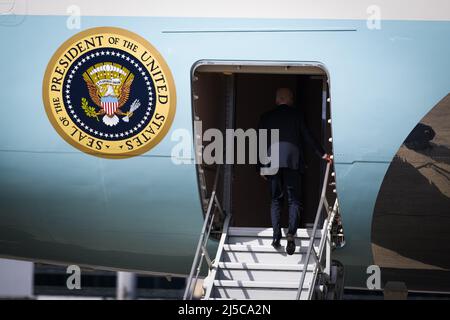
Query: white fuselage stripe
2,0,450,21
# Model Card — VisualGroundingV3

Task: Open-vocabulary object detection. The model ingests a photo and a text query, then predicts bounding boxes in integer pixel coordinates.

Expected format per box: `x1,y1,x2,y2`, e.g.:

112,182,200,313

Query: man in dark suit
258,88,331,255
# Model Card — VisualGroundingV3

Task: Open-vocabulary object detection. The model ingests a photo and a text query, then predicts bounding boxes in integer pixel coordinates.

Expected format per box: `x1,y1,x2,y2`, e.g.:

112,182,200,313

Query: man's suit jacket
258,104,325,174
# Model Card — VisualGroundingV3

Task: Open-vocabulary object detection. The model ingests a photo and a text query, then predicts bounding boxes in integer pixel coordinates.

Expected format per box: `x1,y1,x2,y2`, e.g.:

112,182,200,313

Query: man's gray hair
276,88,294,106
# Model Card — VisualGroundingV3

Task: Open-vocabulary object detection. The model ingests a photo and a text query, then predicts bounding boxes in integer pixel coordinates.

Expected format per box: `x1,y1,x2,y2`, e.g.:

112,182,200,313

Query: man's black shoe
271,239,281,249
286,234,296,255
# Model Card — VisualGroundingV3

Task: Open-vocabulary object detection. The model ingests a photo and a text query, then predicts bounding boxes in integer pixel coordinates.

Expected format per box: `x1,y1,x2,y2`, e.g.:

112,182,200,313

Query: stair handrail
296,161,333,299
183,164,224,300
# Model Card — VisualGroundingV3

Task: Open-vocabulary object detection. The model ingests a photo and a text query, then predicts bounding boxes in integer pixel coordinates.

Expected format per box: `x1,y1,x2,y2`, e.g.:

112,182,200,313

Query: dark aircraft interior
192,63,334,229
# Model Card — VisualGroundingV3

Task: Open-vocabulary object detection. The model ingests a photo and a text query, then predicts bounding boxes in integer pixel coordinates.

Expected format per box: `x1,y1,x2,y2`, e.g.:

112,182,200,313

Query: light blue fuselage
0,15,449,288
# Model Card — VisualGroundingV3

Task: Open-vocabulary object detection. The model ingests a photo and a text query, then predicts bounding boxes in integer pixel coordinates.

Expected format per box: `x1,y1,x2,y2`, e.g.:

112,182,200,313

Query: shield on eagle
82,62,135,127
101,96,119,116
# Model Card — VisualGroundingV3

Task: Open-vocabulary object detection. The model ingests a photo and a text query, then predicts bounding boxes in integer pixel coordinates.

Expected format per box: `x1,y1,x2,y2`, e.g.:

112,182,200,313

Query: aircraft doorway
192,61,334,229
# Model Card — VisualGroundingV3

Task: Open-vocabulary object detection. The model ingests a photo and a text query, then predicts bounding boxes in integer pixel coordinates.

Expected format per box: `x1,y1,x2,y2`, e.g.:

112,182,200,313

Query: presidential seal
43,27,176,158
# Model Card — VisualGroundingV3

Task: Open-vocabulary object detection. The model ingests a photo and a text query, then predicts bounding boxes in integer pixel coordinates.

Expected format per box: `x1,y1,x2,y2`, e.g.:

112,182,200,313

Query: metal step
227,237,321,247
223,244,319,253
218,262,314,271
211,280,310,300
221,244,319,264
228,227,322,238
217,262,315,282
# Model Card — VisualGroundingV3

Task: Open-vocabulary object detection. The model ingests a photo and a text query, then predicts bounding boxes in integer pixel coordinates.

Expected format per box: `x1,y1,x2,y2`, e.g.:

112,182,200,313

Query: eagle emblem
82,62,141,126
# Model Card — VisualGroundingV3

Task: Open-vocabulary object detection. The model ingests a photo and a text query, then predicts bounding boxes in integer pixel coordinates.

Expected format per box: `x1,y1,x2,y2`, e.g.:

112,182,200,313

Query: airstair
183,162,344,300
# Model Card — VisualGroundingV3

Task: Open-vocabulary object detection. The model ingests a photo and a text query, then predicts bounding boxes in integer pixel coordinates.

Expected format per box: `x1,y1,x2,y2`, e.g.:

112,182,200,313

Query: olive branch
81,97,99,121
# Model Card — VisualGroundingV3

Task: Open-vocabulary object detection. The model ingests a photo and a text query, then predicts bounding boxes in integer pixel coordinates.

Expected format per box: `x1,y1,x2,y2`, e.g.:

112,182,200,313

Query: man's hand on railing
322,153,333,163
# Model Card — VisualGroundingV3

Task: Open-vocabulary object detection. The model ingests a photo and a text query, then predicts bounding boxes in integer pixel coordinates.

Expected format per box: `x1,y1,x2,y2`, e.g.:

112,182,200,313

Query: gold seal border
42,26,177,159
